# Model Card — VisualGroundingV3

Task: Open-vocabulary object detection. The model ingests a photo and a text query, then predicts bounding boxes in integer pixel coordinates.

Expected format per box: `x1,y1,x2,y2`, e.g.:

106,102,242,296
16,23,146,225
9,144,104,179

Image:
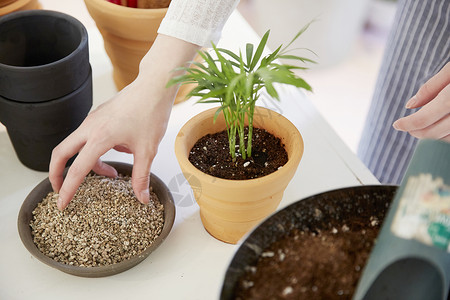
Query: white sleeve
157,0,240,47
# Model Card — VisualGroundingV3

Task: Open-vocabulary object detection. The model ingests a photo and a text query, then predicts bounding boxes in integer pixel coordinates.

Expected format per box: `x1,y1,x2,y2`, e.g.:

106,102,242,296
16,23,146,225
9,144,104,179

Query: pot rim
0,66,92,105
0,9,88,71
84,0,168,17
174,106,304,188
0,67,92,132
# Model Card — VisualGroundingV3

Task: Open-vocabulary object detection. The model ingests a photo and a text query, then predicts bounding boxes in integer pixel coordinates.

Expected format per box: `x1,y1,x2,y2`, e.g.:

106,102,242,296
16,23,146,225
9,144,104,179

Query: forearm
136,34,200,100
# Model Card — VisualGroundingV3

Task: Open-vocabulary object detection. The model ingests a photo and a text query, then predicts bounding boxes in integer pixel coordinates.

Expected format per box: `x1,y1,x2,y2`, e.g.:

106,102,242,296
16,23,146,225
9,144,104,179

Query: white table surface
0,3,379,300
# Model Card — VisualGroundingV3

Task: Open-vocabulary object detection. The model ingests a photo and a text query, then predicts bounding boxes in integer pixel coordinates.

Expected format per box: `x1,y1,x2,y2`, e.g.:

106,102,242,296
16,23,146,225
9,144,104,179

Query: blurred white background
238,0,398,153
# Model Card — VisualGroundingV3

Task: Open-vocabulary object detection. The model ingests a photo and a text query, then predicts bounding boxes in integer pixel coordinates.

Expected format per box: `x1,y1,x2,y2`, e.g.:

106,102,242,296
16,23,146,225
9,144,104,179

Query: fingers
393,84,450,135
57,142,111,210
405,62,450,109
91,159,118,178
114,145,132,153
407,114,450,140
49,131,87,193
394,63,450,141
50,128,157,210
131,150,155,204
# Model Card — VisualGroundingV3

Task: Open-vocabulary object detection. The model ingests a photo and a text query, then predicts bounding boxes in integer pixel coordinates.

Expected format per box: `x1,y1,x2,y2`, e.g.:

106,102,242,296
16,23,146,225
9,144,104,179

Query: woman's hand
393,62,450,142
49,34,199,210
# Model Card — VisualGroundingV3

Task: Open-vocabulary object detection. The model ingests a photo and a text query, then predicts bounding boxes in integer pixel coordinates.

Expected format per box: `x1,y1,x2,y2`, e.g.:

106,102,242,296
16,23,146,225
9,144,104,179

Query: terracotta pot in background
0,0,41,17
83,1,165,89
174,106,304,244
84,0,189,104
137,0,170,8
0,0,17,7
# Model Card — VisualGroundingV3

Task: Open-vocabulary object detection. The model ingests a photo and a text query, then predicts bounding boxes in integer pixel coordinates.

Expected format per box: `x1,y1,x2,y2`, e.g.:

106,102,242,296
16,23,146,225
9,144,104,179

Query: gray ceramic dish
17,161,175,277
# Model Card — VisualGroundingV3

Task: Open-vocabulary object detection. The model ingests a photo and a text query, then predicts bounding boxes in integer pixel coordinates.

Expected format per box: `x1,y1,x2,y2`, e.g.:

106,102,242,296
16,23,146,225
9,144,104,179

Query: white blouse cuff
158,19,222,47
157,0,239,48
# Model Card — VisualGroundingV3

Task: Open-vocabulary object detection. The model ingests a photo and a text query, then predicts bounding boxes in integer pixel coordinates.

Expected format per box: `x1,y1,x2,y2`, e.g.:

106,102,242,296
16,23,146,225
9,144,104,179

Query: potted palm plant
170,24,314,244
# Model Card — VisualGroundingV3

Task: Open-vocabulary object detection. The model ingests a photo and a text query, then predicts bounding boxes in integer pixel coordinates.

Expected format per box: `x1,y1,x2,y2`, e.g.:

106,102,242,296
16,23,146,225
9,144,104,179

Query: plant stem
223,107,237,161
229,124,236,161
238,109,246,160
247,103,255,158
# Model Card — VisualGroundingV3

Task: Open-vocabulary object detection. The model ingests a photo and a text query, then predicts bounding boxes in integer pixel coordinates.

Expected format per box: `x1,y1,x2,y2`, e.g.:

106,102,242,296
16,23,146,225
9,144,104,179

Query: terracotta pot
174,106,304,244
0,0,41,17
0,10,90,102
137,0,171,8
0,0,17,7
84,0,187,104
83,1,164,88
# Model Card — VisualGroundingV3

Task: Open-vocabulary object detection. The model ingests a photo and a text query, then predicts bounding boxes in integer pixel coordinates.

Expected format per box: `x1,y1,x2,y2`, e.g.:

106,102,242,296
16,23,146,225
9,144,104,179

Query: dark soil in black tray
189,127,288,180
220,185,398,300
235,226,380,299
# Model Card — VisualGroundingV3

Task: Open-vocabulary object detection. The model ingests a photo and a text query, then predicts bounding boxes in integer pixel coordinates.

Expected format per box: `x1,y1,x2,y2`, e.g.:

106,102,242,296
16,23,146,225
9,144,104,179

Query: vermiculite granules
30,174,164,267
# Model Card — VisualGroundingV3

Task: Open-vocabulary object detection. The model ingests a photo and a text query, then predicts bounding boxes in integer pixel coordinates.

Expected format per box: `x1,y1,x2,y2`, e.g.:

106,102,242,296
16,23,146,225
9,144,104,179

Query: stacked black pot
0,10,92,171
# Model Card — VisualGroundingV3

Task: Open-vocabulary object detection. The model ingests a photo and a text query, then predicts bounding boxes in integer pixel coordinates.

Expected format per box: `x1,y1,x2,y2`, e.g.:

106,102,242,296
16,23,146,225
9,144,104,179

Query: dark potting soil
189,127,288,180
234,219,383,300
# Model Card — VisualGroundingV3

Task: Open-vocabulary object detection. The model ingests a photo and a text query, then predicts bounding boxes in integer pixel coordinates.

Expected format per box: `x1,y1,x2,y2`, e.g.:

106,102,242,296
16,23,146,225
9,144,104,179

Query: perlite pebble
30,174,164,267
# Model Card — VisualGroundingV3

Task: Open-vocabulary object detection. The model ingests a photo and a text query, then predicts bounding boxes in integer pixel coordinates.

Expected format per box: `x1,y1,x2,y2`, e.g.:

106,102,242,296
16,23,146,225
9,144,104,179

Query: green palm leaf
167,22,315,160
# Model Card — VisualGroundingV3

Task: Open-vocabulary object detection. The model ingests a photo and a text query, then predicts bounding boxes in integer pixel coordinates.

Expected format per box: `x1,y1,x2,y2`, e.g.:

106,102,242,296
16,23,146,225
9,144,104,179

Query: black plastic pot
0,10,89,102
0,69,92,171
